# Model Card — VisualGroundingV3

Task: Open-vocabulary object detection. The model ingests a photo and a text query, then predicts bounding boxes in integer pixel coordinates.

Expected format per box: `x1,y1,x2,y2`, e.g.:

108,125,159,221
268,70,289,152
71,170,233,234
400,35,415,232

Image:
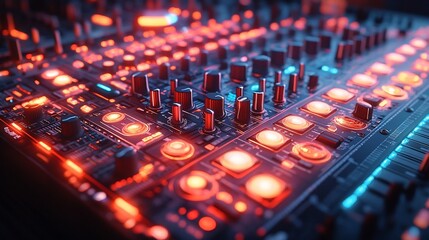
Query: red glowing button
325,88,354,102
122,122,149,136
410,38,427,49
303,101,335,117
350,74,377,88
392,71,423,87
280,115,313,133
396,44,416,56
199,216,217,232
161,139,195,161
333,116,368,130
245,174,286,199
368,62,393,75
292,142,331,163
414,59,429,72
218,150,257,173
252,129,289,150
102,112,125,123
137,11,178,28
384,52,406,65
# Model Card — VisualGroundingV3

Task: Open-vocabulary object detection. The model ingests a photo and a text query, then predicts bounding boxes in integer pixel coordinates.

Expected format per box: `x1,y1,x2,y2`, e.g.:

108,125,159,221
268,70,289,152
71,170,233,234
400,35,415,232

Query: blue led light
372,167,382,176
250,84,259,91
342,195,358,208
283,66,296,74
330,68,339,74
96,83,112,92
227,93,236,102
321,65,330,72
381,159,391,168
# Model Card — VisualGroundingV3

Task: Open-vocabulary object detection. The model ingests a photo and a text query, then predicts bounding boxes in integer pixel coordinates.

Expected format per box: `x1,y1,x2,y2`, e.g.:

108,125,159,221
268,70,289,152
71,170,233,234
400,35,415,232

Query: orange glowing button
253,129,289,150
199,216,217,232
333,116,368,130
148,225,169,240
325,88,354,102
410,38,427,49
161,140,195,160
218,150,257,173
72,60,85,69
177,171,218,201
303,101,335,117
122,122,149,136
374,85,409,100
392,71,423,87
414,59,429,72
41,69,62,79
91,14,113,26
280,115,313,133
350,74,377,88
234,201,247,213
292,142,331,163
53,75,75,87
102,60,115,67
396,44,416,56
368,62,393,75
123,54,135,61
245,174,286,199
384,52,406,65
102,112,125,123
137,11,178,27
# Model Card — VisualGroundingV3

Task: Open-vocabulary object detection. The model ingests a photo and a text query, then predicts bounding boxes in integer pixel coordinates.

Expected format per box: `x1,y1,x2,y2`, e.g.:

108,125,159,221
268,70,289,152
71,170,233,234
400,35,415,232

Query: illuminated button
41,69,62,79
369,62,393,75
121,122,149,136
325,88,354,102
161,140,195,161
414,59,429,72
218,150,257,173
177,171,218,201
333,116,367,130
392,71,422,87
384,52,406,65
410,38,427,49
72,60,85,69
91,14,113,26
350,74,377,88
396,44,416,56
304,101,335,117
292,142,331,163
102,112,125,123
245,174,286,199
137,10,178,27
53,75,75,87
199,216,217,232
253,129,289,150
280,115,312,133
373,85,408,100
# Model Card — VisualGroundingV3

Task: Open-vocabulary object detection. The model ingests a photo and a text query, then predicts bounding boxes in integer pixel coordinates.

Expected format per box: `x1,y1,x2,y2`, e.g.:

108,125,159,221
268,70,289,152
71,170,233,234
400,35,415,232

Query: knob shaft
171,103,182,125
204,109,215,133
273,84,286,104
288,73,298,93
149,89,162,109
252,92,265,114
235,97,251,124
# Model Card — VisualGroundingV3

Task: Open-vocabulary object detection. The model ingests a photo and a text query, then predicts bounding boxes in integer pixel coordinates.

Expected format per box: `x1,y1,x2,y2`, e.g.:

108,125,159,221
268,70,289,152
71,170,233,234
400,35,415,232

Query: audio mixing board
1,0,429,239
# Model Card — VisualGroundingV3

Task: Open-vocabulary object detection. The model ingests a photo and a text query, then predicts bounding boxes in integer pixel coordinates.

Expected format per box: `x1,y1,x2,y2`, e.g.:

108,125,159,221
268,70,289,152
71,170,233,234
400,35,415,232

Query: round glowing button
219,150,256,172
245,174,286,199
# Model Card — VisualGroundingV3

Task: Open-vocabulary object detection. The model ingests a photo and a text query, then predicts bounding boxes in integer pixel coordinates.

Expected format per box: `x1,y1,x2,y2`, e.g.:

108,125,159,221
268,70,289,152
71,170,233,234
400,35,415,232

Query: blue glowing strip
96,83,112,92
342,114,429,209
283,66,296,74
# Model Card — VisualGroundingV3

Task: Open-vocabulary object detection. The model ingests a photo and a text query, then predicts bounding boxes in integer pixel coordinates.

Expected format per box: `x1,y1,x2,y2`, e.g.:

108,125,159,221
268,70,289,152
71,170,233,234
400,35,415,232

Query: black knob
353,101,373,121
273,83,286,104
307,74,319,91
181,56,191,72
319,32,332,49
203,71,222,92
174,86,194,110
200,50,208,65
288,73,298,93
270,47,286,67
114,147,138,178
131,72,149,96
23,103,43,123
61,115,83,139
335,42,346,61
287,42,302,60
345,40,354,59
304,36,320,55
205,93,225,119
218,46,228,60
230,62,247,82
354,36,366,54
159,62,170,80
8,38,22,62
235,96,251,124
252,55,270,77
